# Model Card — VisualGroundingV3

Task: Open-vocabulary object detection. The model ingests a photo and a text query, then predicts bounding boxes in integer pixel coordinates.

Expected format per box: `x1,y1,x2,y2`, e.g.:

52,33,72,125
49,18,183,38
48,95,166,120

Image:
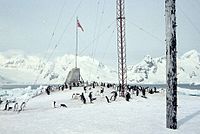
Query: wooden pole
165,0,177,129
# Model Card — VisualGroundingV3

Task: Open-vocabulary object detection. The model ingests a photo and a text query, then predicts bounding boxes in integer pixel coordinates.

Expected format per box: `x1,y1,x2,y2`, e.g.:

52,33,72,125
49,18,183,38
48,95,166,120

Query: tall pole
165,0,177,129
75,17,78,68
116,0,127,97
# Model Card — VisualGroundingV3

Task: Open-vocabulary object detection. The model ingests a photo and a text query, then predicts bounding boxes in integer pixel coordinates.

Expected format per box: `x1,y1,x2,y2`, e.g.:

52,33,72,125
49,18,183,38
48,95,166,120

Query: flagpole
75,16,78,68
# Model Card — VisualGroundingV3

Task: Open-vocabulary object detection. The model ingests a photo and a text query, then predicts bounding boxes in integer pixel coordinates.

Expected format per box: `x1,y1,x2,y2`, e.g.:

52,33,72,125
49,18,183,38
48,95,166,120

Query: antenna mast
116,0,127,97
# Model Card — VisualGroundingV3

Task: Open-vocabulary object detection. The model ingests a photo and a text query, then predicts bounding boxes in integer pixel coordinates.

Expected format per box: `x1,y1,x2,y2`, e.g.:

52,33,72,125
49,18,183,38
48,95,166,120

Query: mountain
0,52,118,85
127,50,200,84
0,50,200,85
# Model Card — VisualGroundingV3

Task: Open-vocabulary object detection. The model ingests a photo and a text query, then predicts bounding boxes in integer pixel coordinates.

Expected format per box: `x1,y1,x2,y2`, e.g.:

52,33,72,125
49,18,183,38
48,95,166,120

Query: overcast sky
0,0,200,67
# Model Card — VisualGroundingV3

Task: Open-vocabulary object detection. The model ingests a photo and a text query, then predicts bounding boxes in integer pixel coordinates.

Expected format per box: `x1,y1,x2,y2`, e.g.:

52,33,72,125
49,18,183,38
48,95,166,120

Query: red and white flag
77,19,84,32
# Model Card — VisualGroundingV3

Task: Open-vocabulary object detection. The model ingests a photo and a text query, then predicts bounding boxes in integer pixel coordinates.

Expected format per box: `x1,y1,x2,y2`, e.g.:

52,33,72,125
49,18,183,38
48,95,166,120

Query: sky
0,0,200,67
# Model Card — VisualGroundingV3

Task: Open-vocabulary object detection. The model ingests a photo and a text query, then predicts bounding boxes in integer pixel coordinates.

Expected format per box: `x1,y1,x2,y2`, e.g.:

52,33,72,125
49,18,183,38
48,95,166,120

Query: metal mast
165,0,177,129
75,17,78,68
116,0,127,97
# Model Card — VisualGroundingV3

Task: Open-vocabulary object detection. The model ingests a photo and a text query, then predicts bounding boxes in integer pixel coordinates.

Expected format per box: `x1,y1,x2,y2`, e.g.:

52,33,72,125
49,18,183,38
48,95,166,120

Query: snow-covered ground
0,86,199,134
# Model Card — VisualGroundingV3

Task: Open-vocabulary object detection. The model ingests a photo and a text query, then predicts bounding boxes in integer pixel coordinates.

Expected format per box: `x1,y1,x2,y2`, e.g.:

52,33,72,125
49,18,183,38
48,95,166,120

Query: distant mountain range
127,50,200,84
0,50,200,85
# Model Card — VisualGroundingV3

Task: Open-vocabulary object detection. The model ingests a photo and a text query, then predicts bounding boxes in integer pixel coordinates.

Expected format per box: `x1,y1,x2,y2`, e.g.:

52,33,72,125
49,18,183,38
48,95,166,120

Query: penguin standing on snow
125,92,131,101
88,92,93,103
80,93,86,104
4,100,9,110
52,101,56,108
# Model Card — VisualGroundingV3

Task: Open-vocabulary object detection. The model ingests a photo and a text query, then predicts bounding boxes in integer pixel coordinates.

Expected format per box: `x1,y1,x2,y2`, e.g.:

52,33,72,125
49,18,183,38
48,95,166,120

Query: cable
56,0,83,45
45,0,67,57
126,19,164,44
91,0,101,59
95,27,115,78
79,20,115,55
44,0,83,85
43,20,115,85
93,0,106,60
178,7,200,36
33,1,67,85
51,21,115,84
101,28,115,61
88,0,107,82
34,0,83,85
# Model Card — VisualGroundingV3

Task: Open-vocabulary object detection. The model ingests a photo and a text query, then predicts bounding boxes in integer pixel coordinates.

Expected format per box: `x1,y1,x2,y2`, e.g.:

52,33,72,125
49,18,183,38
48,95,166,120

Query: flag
77,19,84,32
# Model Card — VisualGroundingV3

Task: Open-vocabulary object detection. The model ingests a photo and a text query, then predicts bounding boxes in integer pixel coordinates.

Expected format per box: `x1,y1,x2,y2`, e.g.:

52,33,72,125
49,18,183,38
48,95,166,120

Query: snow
0,86,46,102
0,52,118,85
0,49,199,133
0,86,199,134
0,49,200,85
178,88,200,96
128,49,200,84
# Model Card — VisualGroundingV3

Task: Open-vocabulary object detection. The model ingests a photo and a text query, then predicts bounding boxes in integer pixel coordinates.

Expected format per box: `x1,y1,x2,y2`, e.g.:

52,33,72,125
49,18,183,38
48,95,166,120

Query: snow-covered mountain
127,49,200,84
0,50,200,85
0,52,118,85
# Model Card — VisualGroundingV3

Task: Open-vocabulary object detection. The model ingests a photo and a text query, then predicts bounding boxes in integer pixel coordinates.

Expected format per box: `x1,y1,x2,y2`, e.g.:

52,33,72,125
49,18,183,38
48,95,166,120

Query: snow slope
0,49,200,84
0,86,199,134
